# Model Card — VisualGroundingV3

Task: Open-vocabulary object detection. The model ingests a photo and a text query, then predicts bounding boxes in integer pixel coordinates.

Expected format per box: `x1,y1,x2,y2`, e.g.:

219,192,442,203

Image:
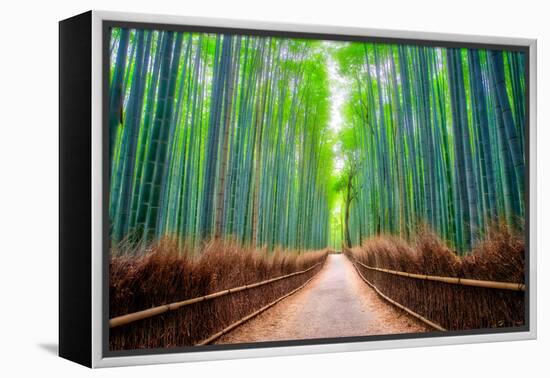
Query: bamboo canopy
109,261,323,328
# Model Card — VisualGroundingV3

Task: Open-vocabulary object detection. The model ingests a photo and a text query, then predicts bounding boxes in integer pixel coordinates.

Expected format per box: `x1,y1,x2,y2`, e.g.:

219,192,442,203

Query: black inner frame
102,19,530,358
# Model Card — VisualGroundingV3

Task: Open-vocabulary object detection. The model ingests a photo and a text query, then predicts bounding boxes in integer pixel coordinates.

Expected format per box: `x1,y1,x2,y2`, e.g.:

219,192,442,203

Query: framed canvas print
59,10,537,368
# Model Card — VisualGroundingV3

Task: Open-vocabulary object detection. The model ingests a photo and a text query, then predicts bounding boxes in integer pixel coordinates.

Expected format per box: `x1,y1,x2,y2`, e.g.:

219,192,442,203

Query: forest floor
215,254,428,344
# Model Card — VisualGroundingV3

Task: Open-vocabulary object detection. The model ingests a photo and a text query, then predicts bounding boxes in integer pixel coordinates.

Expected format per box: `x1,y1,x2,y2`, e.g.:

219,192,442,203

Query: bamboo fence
349,257,446,331
197,274,318,345
353,259,525,291
109,261,324,329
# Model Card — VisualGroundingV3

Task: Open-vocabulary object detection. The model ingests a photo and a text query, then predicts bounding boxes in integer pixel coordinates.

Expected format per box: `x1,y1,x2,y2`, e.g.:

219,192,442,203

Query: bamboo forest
108,27,526,256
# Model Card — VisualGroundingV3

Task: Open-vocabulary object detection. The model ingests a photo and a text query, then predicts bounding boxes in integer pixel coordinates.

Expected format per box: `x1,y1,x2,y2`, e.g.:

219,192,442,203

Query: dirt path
215,254,428,344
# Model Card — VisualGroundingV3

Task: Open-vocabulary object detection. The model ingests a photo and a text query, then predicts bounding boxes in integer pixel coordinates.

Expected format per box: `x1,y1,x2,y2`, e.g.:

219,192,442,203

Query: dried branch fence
110,262,323,328
345,249,525,331
109,255,326,350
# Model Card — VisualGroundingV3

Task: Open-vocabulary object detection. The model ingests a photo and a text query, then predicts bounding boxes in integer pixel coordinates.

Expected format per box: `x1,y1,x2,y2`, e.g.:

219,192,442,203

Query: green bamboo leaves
336,43,525,254
108,27,526,256
109,29,333,253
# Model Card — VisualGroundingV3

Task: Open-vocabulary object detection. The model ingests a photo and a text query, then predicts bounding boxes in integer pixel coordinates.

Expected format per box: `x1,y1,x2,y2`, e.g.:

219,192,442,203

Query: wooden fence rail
353,260,525,291
197,273,319,345
109,261,323,329
349,258,447,331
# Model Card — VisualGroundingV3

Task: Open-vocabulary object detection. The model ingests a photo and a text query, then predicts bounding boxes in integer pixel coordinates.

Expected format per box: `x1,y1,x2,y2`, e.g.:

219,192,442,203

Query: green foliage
109,27,526,256
335,43,526,254
109,30,333,253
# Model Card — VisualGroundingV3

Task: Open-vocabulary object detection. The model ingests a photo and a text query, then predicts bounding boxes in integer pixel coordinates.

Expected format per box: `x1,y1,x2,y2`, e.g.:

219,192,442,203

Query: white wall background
0,0,546,376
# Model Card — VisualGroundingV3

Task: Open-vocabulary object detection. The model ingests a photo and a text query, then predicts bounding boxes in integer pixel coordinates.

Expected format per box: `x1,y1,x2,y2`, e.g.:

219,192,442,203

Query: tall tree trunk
133,31,175,240
109,29,130,166
446,48,471,252
200,35,232,239
214,38,240,239
129,32,165,233
344,174,354,248
489,50,525,219
113,30,150,242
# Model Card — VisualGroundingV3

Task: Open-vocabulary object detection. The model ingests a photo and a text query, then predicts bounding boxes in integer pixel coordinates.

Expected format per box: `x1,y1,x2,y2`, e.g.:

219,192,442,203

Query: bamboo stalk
197,272,319,345
350,257,446,332
353,259,525,291
109,261,323,329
